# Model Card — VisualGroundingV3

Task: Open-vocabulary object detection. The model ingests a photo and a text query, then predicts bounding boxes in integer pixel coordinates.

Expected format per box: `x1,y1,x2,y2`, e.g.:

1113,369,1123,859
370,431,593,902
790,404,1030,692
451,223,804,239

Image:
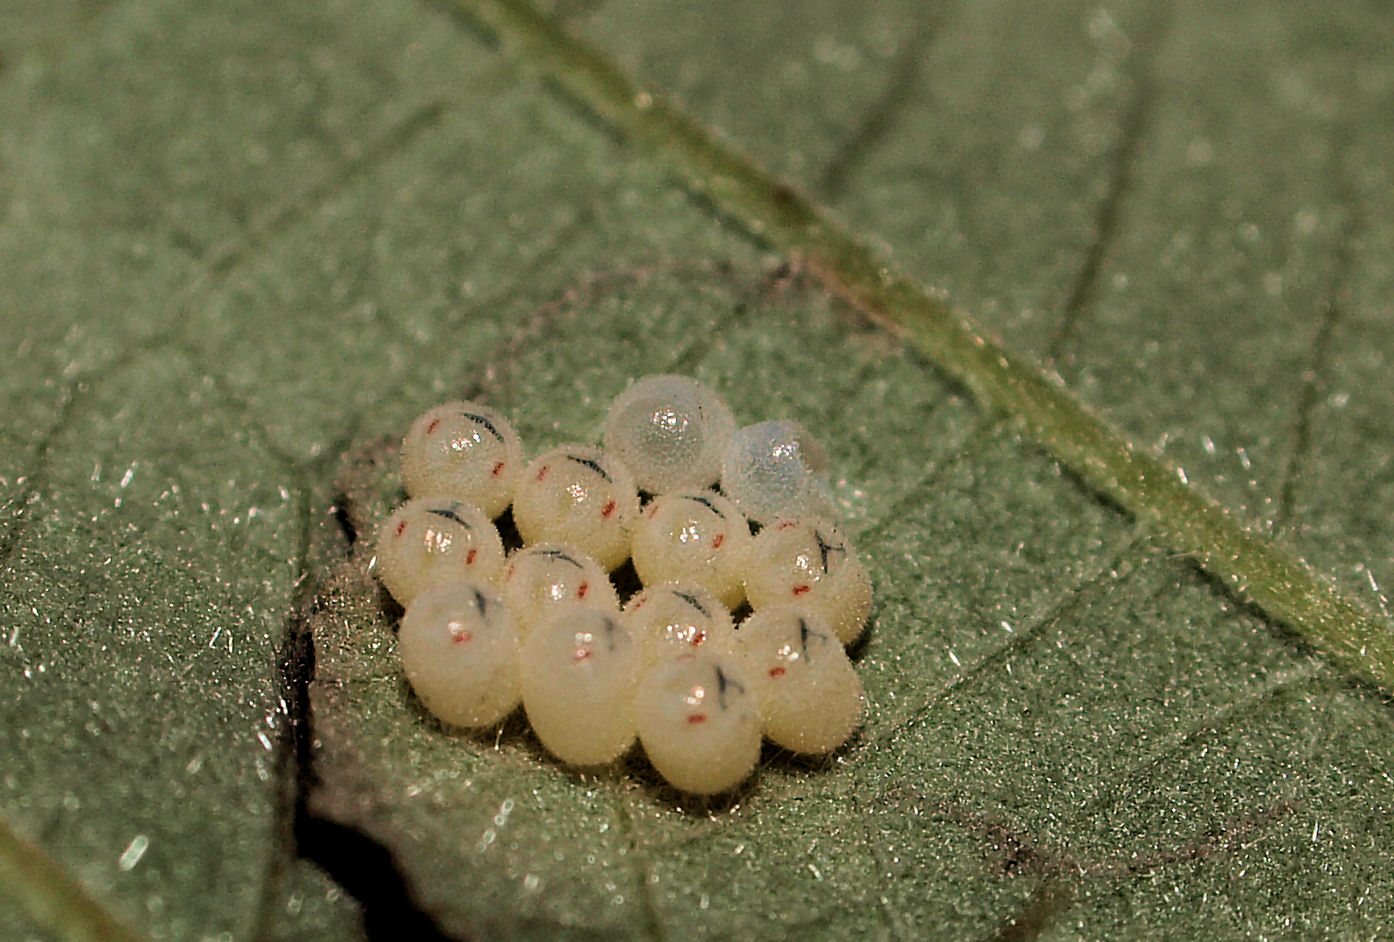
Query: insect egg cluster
371,375,873,796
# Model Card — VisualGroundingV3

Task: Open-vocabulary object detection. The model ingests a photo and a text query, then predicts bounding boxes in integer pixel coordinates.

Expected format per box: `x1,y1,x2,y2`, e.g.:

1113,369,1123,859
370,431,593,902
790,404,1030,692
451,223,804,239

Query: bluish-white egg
602,375,736,493
719,420,832,525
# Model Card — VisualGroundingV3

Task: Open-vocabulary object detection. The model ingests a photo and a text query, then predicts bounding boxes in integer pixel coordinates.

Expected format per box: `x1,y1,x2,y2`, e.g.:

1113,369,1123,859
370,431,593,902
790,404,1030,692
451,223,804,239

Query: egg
398,580,521,728
400,401,523,519
743,517,873,645
734,606,864,755
630,489,752,609
635,652,762,795
602,374,736,493
623,582,735,665
512,445,640,571
500,542,619,639
520,603,644,767
372,497,505,607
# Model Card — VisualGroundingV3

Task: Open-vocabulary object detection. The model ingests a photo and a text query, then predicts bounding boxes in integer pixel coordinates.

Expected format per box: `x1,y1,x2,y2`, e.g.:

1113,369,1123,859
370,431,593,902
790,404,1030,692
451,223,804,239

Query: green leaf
4,0,1394,938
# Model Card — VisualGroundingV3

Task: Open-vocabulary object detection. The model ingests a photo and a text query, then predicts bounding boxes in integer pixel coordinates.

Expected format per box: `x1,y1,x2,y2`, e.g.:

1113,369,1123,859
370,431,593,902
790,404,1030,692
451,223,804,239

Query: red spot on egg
711,533,725,550
577,581,589,599
768,666,786,678
776,521,798,531
426,418,441,436
536,465,549,482
573,647,592,662
601,499,617,519
395,520,408,538
691,630,707,647
453,630,474,645
466,548,478,565
686,713,707,725
492,461,505,477
792,584,811,596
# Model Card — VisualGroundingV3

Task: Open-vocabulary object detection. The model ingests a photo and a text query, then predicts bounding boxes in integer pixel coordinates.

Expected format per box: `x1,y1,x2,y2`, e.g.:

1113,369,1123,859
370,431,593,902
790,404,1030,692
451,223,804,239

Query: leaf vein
442,0,1394,697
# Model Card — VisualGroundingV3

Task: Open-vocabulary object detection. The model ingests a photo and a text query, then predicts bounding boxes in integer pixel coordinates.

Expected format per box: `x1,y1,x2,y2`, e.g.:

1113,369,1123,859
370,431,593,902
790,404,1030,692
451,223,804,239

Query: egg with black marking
635,652,762,795
735,606,863,755
512,445,639,571
401,401,523,519
398,580,521,728
521,603,644,767
631,489,752,609
743,516,872,645
372,497,504,606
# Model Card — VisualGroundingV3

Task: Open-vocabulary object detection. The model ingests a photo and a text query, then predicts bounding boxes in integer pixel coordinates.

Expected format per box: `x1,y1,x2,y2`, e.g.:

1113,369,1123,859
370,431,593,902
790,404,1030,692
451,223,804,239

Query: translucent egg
520,603,644,767
623,582,735,665
398,580,520,728
400,401,523,519
743,517,872,645
734,607,864,755
602,375,736,493
635,653,762,795
719,420,832,525
499,543,619,639
372,497,506,606
630,489,752,609
511,445,640,571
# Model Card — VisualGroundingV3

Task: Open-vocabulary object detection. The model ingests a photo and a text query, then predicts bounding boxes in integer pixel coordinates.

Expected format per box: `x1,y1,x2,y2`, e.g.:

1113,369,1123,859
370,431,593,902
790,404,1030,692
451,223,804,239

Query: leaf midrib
442,0,1394,697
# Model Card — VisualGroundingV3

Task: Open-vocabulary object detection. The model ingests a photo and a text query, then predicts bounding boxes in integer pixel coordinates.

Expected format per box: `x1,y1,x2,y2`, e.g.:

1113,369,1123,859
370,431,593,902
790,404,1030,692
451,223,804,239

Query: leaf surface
2,0,1392,939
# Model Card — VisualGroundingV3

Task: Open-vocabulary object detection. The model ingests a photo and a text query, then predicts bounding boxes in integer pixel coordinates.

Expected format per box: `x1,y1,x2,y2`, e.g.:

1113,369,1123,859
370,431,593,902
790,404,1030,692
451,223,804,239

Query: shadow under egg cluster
371,375,873,796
